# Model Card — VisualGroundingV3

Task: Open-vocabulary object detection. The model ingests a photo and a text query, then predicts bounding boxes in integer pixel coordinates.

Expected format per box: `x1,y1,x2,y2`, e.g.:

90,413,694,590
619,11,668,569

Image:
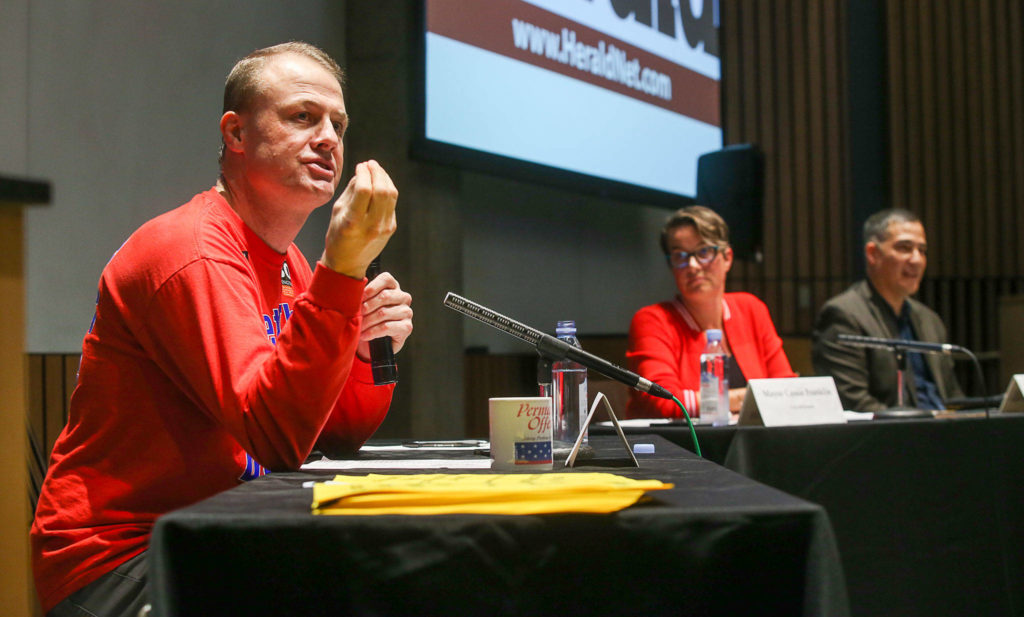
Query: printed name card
1000,375,1024,413
738,377,847,426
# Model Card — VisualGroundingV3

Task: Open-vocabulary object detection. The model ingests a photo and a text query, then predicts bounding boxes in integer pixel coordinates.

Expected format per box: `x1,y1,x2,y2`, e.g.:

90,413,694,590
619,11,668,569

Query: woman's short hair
659,205,730,255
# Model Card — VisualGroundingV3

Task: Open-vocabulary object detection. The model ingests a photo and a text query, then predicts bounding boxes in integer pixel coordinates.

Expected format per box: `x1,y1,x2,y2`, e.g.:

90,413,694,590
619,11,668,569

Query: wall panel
721,0,1024,376
887,0,1024,361
720,0,849,337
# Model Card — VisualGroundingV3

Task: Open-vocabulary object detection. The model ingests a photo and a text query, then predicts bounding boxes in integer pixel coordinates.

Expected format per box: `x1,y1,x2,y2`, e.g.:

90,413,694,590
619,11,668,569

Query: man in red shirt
32,42,413,617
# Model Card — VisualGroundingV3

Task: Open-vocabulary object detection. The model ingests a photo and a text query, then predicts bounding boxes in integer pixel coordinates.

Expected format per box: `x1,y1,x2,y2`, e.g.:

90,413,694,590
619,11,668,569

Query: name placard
738,377,847,426
999,375,1024,413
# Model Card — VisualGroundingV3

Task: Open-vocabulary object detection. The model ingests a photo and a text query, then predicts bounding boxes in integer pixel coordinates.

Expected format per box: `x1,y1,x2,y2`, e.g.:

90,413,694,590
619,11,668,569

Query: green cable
672,395,702,457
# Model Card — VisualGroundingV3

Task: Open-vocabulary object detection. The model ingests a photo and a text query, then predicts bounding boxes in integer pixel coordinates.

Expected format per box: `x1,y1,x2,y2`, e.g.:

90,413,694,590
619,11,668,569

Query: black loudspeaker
696,144,764,262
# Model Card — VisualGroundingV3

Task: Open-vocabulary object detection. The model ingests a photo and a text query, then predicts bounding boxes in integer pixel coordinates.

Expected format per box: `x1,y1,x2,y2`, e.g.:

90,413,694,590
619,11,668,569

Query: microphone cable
670,395,701,457
957,346,991,420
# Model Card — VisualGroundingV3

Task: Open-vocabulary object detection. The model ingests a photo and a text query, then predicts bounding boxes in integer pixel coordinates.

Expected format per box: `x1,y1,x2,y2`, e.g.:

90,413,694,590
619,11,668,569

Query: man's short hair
659,205,730,255
223,41,343,114
219,42,343,163
863,208,921,245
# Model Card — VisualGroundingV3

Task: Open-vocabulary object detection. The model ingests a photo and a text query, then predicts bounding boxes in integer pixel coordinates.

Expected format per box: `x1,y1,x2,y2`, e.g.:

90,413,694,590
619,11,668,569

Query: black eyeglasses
667,245,721,269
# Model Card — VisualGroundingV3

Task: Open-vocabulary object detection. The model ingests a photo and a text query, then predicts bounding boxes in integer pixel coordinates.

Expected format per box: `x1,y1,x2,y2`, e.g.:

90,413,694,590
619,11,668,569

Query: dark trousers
47,551,149,617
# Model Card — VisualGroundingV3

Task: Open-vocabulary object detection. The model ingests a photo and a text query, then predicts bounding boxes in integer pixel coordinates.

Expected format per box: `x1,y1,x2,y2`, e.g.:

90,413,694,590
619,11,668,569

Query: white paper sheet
301,457,493,471
359,440,487,452
594,418,674,428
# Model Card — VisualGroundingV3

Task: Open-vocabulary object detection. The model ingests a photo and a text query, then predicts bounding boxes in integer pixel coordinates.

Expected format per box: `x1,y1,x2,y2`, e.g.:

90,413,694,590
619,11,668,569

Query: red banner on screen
427,0,720,127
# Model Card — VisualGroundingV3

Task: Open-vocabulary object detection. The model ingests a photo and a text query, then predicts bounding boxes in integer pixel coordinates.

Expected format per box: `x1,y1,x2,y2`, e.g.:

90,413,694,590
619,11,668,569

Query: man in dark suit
812,209,963,411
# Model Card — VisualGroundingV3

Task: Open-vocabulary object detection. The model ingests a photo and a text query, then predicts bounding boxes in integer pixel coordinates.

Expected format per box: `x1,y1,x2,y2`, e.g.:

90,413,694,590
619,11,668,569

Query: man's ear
864,242,879,267
220,111,245,154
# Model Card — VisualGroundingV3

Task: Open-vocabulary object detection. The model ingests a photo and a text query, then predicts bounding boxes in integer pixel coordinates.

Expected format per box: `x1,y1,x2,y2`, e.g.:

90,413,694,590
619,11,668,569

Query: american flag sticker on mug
515,440,552,465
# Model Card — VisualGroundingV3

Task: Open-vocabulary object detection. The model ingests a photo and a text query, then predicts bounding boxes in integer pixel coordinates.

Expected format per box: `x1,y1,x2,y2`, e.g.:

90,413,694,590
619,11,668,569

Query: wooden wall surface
719,0,852,337
886,0,1024,363
720,0,1024,391
26,354,78,512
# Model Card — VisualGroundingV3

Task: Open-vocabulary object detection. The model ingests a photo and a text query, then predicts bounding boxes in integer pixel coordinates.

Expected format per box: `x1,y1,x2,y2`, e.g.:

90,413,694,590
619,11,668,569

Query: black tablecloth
596,415,1024,617
151,435,848,617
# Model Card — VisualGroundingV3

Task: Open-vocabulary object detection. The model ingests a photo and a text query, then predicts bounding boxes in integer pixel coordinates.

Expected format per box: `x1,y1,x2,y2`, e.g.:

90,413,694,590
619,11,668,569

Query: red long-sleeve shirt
31,188,393,611
626,293,795,419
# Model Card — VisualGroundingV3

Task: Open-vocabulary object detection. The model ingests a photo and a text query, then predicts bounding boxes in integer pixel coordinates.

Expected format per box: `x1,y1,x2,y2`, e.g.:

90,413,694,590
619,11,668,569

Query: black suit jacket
812,280,964,412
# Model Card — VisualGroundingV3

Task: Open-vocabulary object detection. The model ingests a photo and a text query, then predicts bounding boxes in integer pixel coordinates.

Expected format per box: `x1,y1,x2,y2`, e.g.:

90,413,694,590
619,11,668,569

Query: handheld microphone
443,292,673,400
836,333,964,355
366,257,398,385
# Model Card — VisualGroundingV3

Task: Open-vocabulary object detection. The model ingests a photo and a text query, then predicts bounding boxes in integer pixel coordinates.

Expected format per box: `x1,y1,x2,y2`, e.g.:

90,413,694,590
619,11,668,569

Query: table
596,415,1024,617
150,434,849,617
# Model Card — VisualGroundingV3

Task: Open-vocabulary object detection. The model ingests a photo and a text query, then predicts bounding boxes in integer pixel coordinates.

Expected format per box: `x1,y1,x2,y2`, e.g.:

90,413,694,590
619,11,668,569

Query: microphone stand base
873,407,933,420
553,442,594,462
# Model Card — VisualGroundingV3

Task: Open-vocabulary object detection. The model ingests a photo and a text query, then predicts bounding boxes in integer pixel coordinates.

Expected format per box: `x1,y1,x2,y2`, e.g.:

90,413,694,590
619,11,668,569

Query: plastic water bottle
552,320,588,447
699,329,730,426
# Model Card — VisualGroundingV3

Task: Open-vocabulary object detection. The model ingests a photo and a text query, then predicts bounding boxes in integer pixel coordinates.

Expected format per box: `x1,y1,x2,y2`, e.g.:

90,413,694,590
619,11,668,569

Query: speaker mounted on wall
696,144,764,262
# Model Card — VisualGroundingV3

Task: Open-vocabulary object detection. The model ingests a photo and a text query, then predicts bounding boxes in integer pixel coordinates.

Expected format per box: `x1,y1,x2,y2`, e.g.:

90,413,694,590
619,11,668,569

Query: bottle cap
706,328,723,341
633,443,655,454
556,320,577,336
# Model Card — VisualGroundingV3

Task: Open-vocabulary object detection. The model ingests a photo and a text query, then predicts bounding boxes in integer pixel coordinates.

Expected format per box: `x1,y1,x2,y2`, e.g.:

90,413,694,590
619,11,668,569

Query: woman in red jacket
626,206,794,420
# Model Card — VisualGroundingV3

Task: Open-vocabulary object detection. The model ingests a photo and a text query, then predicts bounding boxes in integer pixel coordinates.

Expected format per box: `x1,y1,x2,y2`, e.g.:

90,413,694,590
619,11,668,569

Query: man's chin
901,281,923,296
304,181,339,205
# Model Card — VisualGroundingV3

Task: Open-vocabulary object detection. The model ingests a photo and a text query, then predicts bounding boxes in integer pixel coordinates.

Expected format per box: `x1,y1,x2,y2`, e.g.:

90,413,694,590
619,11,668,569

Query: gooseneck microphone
366,257,398,385
836,333,964,355
836,333,990,417
443,292,673,400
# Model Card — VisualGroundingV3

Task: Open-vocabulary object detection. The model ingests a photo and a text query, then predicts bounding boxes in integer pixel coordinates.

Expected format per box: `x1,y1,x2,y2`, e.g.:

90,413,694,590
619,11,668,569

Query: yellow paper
312,472,673,515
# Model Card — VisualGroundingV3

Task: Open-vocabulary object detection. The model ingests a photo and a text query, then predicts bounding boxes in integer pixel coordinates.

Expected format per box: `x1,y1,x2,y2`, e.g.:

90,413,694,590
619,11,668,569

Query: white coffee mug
488,397,553,470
